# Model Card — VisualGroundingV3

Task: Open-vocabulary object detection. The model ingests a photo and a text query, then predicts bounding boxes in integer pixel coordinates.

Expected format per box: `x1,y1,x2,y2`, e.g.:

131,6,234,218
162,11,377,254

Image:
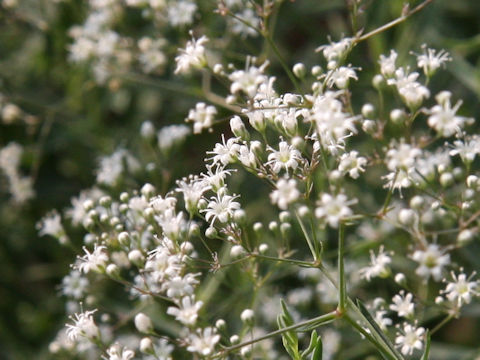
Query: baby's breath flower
390,291,415,318
202,189,241,225
66,309,100,342
186,327,220,356
426,91,471,137
186,102,217,134
415,44,451,77
167,296,203,325
442,271,479,307
338,151,367,179
412,243,450,282
360,245,392,281
315,193,356,228
76,244,109,274
395,323,424,356
270,178,300,210
174,33,208,74
105,343,135,360
267,140,302,174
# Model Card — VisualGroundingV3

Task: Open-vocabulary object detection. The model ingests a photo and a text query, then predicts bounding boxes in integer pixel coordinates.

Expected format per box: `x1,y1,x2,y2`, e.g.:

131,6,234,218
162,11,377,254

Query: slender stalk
214,311,337,358
338,223,346,312
295,211,318,261
354,0,435,43
430,313,454,335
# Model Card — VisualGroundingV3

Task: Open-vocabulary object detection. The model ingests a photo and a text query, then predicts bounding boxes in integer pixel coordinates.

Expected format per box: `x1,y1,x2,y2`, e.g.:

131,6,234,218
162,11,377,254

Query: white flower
389,291,415,318
161,273,199,299
37,210,66,240
96,148,140,186
315,193,356,228
202,189,241,224
442,271,479,307
157,124,190,151
105,343,135,360
415,44,451,77
206,135,240,165
449,136,480,163
374,310,392,331
360,245,392,281
65,309,99,341
229,60,269,97
379,50,398,78
327,65,358,89
230,8,260,38
316,37,352,63
388,68,430,109
0,141,22,176
270,178,300,210
176,175,210,213
386,139,422,172
76,244,109,274
186,327,220,356
186,102,217,134
426,91,471,137
267,140,302,174
167,0,197,27
167,296,203,325
174,33,207,74
411,243,450,281
62,270,89,300
338,151,367,179
395,323,424,356
145,246,182,283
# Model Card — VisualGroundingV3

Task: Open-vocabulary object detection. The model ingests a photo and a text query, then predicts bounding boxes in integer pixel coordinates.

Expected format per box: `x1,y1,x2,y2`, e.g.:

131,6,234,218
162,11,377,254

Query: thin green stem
214,311,337,358
295,211,318,261
338,223,346,312
430,313,454,335
354,0,435,44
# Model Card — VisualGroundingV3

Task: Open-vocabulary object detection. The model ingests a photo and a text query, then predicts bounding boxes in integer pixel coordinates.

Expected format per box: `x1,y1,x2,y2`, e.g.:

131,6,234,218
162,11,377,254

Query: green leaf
301,330,318,359
356,299,404,360
311,335,323,360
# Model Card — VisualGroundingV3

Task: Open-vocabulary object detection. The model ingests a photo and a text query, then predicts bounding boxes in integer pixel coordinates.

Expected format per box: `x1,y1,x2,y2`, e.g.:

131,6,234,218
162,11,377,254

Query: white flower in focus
415,44,451,77
162,273,200,299
395,323,424,356
206,135,240,165
411,244,450,281
389,291,415,318
426,91,471,137
443,271,479,307
202,189,241,225
186,327,220,356
270,178,300,210
316,37,352,63
388,68,430,109
176,175,209,213
66,309,99,341
360,245,392,281
267,141,302,174
145,246,182,283
167,296,203,326
175,34,207,74
186,102,217,134
106,343,135,360
77,244,109,274
338,151,367,179
315,193,356,228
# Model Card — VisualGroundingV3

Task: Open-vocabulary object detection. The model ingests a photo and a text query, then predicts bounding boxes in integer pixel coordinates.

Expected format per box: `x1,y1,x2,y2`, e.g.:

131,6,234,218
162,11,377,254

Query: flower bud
215,319,226,330
398,209,416,226
141,183,156,199
457,229,475,246
259,243,268,254
205,226,218,239
230,116,249,140
440,172,454,187
140,337,154,354
362,120,377,135
390,109,407,124
128,250,145,266
230,245,246,258
361,103,376,118
394,273,406,286
240,309,254,325
140,121,156,140
311,65,322,77
135,313,153,333
293,63,306,78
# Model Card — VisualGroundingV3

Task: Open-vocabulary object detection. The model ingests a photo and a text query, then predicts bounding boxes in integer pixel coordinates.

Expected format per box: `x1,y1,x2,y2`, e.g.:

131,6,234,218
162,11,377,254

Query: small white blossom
105,343,135,360
442,271,479,307
267,140,302,174
360,245,392,281
338,151,367,179
202,189,241,224
426,91,471,137
167,295,203,325
390,291,415,318
186,327,220,356
77,244,109,274
415,45,451,77
395,323,424,356
412,243,450,281
206,135,240,165
186,102,217,134
167,0,197,27
66,309,100,341
315,193,356,228
270,178,300,210
379,50,398,78
175,34,207,74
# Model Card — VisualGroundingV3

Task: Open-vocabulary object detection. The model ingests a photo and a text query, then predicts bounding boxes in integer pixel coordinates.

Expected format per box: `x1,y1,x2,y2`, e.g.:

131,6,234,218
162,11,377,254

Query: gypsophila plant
4,0,480,359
